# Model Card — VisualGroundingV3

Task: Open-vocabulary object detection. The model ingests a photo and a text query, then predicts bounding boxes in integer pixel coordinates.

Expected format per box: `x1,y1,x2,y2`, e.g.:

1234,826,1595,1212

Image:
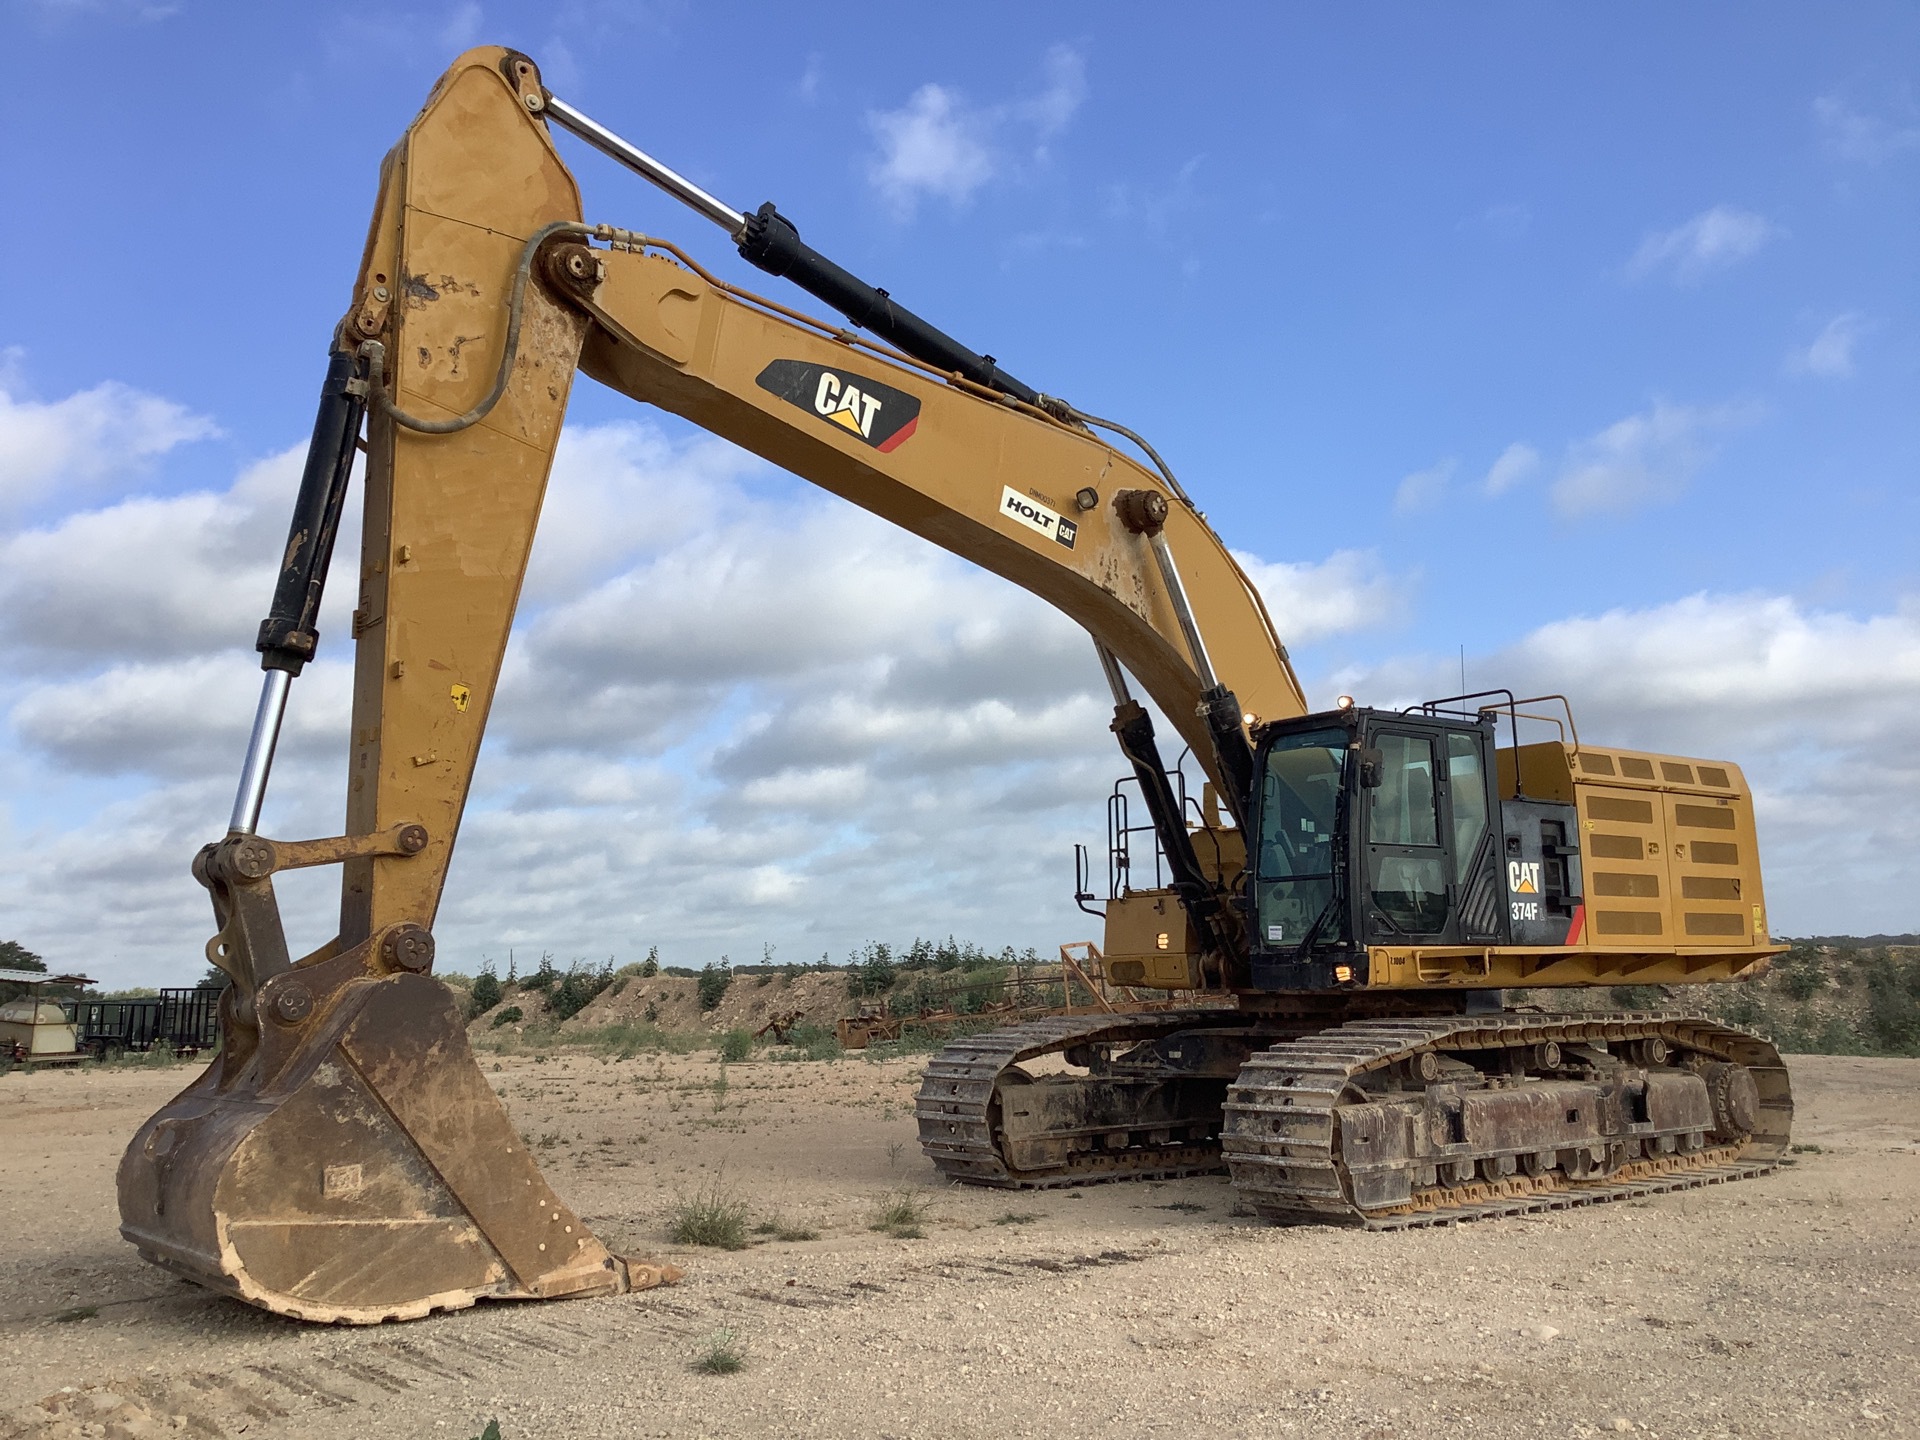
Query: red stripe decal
875,415,919,453
1565,903,1586,946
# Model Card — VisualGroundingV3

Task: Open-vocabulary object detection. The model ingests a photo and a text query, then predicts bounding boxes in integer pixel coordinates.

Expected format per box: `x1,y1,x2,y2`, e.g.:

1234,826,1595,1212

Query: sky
1,1,1916,985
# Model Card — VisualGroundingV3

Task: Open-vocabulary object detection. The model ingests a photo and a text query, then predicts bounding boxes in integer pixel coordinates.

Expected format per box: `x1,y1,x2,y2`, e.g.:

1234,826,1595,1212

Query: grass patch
869,1189,932,1239
752,1216,821,1242
85,1045,197,1070
860,1018,999,1062
1155,1201,1208,1214
53,1306,98,1323
693,1328,746,1375
1791,1143,1824,1154
667,1178,751,1250
470,1423,502,1440
769,1023,842,1063
489,1006,523,1029
718,1028,754,1063
992,1211,1040,1226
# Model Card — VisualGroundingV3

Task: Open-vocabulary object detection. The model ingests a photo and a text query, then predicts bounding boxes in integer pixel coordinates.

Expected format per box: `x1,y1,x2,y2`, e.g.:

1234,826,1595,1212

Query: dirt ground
2,1049,1916,1440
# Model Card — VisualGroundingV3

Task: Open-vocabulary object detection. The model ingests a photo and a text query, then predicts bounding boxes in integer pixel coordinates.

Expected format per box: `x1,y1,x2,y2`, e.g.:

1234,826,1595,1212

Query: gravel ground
1,1049,1916,1439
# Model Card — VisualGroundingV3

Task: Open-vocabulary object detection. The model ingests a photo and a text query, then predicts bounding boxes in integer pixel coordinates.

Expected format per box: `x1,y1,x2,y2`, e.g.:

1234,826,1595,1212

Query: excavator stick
116,49,648,1323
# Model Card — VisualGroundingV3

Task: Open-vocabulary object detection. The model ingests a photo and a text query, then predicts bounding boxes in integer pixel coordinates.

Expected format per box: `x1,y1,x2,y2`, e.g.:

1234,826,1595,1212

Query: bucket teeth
118,971,629,1324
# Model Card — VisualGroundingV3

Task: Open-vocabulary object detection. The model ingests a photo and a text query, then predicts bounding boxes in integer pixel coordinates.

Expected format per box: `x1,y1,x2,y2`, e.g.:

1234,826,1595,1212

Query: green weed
693,1329,746,1375
870,1189,931,1239
668,1179,751,1250
752,1216,821,1242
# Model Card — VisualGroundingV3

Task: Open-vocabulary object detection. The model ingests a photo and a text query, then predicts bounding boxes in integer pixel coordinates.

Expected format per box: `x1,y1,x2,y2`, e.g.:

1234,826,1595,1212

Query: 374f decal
755,360,921,453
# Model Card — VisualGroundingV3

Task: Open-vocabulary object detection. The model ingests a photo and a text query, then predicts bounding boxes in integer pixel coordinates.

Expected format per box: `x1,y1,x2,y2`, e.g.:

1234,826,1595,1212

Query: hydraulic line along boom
543,83,1045,405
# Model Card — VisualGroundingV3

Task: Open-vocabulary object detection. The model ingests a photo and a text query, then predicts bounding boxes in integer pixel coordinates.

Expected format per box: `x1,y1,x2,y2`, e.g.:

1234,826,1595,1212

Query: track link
1220,1010,1793,1229
915,1010,1235,1188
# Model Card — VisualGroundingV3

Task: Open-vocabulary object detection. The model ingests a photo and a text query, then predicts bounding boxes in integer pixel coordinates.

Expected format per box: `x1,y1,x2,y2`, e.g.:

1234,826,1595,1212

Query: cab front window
1255,727,1347,949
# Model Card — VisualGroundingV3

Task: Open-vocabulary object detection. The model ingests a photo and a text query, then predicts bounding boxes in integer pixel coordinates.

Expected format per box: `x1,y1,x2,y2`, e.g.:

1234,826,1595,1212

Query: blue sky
2,2,1916,981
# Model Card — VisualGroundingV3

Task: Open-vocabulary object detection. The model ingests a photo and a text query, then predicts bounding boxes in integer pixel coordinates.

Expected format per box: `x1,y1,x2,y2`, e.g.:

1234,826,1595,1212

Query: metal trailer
70,988,223,1059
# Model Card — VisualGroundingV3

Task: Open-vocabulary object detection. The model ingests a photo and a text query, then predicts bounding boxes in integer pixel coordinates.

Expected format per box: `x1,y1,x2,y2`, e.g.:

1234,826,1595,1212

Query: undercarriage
916,1006,1792,1226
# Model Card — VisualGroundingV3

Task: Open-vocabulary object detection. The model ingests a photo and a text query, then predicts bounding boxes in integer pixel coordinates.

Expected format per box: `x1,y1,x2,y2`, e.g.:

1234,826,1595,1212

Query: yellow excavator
118,48,1793,1324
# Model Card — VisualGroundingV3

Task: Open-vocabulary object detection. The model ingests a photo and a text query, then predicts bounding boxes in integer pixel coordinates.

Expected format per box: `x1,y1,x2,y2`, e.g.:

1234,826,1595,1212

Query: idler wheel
1697,1062,1759,1142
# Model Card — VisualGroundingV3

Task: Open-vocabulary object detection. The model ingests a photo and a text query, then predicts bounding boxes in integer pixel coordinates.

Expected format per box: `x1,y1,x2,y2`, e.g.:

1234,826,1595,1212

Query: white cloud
1329,591,1920,936
1625,206,1775,285
1814,95,1920,165
795,53,825,104
866,45,1087,217
10,654,352,779
1482,442,1540,497
1393,460,1454,516
1786,312,1871,379
0,371,217,513
1234,549,1403,648
1550,400,1748,518
868,85,995,212
1,409,1224,983
1016,46,1088,143
437,1,482,50
4,365,1900,982
0,445,313,667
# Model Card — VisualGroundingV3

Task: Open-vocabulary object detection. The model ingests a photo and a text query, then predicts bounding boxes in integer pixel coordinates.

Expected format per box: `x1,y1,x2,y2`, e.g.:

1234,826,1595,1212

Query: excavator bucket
118,961,639,1323
115,48,664,1322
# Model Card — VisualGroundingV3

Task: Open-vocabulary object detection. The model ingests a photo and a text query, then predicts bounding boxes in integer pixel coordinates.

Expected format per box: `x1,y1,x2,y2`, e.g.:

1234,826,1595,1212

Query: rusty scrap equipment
121,48,1792,1323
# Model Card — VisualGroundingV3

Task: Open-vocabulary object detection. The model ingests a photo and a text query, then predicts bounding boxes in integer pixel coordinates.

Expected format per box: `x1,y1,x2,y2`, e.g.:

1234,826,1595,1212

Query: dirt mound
567,969,852,1034
464,970,854,1040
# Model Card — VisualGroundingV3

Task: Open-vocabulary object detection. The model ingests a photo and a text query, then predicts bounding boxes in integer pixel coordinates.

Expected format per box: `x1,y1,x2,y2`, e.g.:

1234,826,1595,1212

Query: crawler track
915,1011,1236,1188
1220,1011,1792,1228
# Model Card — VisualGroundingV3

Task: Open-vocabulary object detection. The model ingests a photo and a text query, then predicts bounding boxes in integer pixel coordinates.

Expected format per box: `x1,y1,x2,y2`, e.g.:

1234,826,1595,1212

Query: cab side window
1372,733,1439,846
1367,732,1448,935
1446,731,1489,883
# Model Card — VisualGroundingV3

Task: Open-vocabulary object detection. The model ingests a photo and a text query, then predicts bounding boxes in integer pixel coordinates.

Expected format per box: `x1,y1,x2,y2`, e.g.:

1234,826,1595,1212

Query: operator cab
1246,697,1581,990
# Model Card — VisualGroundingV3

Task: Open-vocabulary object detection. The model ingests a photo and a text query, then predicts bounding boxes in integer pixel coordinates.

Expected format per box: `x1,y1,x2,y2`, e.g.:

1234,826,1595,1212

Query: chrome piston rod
1146,530,1219,692
543,95,746,236
228,668,291,835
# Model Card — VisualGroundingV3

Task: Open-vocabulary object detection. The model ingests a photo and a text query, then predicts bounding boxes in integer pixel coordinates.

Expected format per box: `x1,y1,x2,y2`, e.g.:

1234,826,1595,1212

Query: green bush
638,946,660,978
718,1028,753,1062
698,963,732,1012
522,954,560,992
549,961,614,1021
1862,956,1920,1054
468,967,502,1017
846,942,897,998
490,1006,523,1028
770,1024,841,1062
889,974,944,1017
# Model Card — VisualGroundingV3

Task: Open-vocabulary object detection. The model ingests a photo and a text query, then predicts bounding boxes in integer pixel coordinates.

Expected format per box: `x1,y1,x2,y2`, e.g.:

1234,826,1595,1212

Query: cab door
1361,730,1454,941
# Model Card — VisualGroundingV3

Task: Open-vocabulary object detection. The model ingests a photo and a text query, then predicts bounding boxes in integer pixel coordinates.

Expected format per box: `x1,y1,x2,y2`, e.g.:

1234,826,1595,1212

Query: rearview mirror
1356,745,1384,788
